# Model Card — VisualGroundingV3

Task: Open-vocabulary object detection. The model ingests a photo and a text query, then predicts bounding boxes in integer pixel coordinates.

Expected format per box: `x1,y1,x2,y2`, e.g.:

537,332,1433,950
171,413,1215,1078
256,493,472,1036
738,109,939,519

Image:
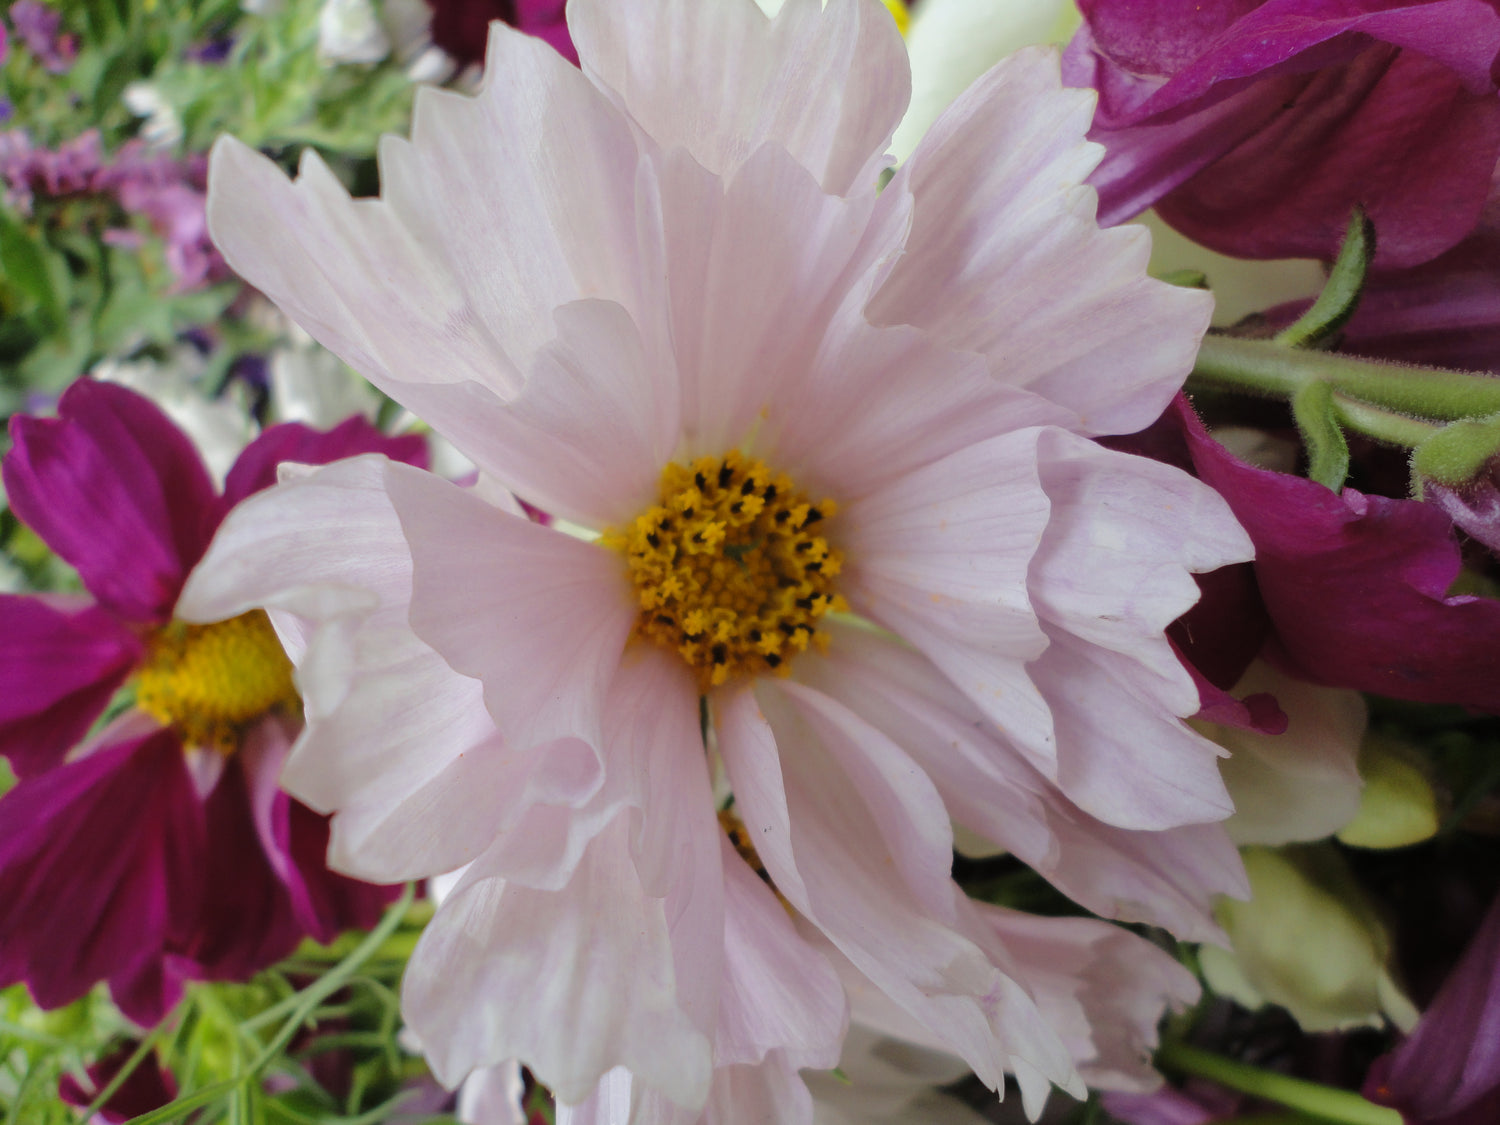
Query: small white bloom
122,82,184,151
318,0,392,64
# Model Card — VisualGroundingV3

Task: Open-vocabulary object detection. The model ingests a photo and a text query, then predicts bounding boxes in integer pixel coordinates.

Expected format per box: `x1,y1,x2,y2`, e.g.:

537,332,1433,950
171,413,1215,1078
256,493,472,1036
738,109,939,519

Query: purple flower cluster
0,129,222,290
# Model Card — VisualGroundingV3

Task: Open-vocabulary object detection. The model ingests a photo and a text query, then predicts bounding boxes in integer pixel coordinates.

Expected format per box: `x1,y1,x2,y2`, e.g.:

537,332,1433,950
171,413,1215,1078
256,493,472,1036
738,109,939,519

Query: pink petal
177,457,528,882
841,428,1055,773
3,380,218,622
0,596,142,778
803,622,1242,942
649,142,895,461
1028,625,1234,830
385,464,635,758
714,837,847,1071
448,299,681,528
403,819,713,1107
967,904,1199,1092
763,311,1072,505
867,48,1212,436
773,681,957,921
1028,427,1251,717
716,684,1079,1101
569,0,909,195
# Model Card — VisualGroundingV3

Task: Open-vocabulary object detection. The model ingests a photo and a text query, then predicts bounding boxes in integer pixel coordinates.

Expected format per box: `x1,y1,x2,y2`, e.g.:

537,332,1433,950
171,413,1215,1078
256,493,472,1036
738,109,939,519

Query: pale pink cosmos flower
200,0,1251,1117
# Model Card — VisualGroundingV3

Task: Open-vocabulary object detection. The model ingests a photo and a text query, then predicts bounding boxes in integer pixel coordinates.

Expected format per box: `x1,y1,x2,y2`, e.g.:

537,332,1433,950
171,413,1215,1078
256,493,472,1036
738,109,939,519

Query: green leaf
1291,380,1350,490
1156,268,1209,289
0,211,64,330
1276,206,1375,350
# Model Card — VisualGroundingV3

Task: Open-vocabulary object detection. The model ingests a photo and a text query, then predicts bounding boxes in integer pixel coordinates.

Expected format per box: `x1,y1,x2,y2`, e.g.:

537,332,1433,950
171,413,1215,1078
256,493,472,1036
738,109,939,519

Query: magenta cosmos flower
425,0,573,67
1063,0,1500,267
0,379,422,1024
205,0,1253,1116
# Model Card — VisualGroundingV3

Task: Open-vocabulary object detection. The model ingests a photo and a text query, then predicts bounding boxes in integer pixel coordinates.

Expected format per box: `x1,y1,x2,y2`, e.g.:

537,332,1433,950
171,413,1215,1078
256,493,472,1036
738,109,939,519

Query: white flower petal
1029,626,1234,830
716,684,1078,1097
805,622,1241,943
868,47,1213,435
841,428,1056,773
715,835,846,1069
404,818,713,1106
571,0,909,195
383,465,635,757
1029,427,1253,713
966,904,1199,1093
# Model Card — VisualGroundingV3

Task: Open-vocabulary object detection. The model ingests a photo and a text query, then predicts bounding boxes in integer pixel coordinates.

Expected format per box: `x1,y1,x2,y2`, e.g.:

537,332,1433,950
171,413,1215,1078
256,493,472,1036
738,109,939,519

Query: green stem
1156,1043,1402,1125
123,885,416,1125
248,883,416,1074
1329,393,1442,448
1192,334,1500,421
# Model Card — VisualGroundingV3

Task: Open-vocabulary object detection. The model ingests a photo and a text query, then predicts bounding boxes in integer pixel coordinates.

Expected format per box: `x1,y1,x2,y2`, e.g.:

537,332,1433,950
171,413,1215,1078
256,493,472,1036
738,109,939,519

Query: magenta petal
239,717,397,946
1171,398,1500,711
0,596,143,778
219,416,430,511
59,1042,179,1124
0,729,206,1021
1367,892,1500,1122
182,753,305,982
3,380,219,623
1067,0,1500,265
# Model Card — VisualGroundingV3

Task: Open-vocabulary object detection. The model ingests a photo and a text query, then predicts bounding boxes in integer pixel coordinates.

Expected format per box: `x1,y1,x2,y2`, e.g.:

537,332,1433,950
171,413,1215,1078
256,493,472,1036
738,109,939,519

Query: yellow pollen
134,611,299,755
602,452,847,693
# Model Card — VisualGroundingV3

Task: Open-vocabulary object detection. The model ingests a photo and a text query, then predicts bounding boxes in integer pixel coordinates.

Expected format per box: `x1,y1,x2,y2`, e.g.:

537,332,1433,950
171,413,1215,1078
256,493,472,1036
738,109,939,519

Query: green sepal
1411,411,1500,488
1276,207,1375,350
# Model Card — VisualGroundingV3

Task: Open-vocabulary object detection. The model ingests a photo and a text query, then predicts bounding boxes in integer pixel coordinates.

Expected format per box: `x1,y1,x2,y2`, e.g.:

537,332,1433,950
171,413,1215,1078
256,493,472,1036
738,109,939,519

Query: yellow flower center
883,0,910,36
135,611,299,755
603,453,847,692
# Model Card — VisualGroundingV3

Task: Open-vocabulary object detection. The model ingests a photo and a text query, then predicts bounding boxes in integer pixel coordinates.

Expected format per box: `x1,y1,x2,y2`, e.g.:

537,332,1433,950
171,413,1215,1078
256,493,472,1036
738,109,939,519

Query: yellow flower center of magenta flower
135,611,298,755
884,0,910,36
603,453,847,692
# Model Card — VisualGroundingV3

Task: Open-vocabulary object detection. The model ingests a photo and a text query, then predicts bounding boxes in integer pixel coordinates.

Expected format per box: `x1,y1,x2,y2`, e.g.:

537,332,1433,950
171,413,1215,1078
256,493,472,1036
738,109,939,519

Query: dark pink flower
1115,396,1500,714
59,1042,179,1123
425,0,574,68
0,379,427,1023
1365,891,1500,1124
1062,0,1500,267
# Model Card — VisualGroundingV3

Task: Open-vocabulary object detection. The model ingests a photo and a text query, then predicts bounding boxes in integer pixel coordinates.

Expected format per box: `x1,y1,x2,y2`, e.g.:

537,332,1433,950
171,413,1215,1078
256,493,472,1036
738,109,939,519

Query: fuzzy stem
1192,334,1500,421
1156,1043,1403,1125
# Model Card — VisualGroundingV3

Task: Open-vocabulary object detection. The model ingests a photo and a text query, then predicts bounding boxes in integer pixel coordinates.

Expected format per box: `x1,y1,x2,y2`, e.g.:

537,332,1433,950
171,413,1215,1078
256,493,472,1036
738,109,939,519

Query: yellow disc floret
883,0,910,36
603,452,847,692
135,611,299,755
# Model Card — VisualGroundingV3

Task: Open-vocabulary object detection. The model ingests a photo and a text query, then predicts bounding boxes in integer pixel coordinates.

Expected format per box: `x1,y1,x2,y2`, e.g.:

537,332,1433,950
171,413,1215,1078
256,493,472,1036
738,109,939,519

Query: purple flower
1365,891,1500,1124
9,0,74,72
0,380,428,1024
1115,396,1500,714
58,1042,179,1123
1062,0,1500,267
424,0,574,68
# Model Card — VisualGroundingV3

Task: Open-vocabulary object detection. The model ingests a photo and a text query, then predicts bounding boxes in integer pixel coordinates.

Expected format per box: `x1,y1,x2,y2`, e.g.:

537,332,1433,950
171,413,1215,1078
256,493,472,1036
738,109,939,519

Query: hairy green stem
1156,1043,1402,1125
1192,334,1500,422
1329,393,1442,448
